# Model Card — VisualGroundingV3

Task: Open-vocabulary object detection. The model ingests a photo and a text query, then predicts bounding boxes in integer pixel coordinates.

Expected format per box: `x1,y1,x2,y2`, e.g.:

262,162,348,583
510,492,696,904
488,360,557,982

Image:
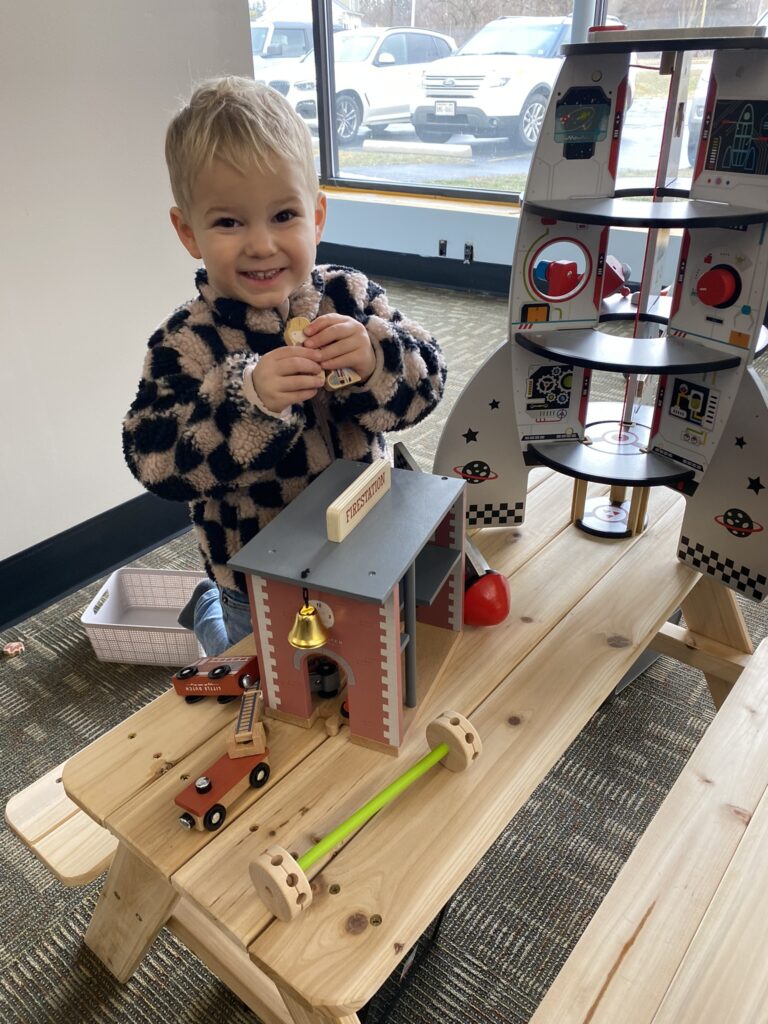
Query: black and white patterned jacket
122,265,446,594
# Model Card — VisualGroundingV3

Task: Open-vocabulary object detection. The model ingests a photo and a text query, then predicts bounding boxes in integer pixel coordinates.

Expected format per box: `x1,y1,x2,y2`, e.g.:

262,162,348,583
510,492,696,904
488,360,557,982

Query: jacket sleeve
325,274,447,433
122,328,307,502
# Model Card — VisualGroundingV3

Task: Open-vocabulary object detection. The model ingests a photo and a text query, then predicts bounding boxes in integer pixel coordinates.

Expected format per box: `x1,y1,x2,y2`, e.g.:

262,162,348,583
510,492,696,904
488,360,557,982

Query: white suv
411,15,633,148
264,27,455,144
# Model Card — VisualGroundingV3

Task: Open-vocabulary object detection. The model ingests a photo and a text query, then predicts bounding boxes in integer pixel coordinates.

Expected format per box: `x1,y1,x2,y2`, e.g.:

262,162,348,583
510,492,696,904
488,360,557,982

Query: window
377,33,407,65
253,0,748,202
272,28,311,59
250,25,267,55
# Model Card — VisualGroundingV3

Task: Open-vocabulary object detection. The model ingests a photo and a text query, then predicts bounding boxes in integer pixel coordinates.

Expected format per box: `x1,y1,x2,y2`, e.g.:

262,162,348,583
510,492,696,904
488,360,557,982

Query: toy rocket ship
434,26,768,600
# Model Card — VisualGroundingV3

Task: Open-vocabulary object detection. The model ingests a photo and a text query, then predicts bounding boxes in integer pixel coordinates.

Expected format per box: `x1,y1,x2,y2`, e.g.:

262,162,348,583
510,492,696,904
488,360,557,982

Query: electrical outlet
438,239,447,256
464,243,474,264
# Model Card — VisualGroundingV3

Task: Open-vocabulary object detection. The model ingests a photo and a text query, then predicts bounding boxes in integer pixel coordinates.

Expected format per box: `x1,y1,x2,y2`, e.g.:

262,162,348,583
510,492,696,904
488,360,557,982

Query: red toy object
171,654,260,700
695,265,740,308
533,258,583,297
175,749,270,831
601,254,632,299
465,571,511,626
464,537,510,626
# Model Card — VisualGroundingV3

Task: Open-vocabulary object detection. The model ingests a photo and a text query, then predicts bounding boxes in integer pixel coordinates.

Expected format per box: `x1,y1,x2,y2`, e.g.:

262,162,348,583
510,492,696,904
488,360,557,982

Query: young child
122,77,446,656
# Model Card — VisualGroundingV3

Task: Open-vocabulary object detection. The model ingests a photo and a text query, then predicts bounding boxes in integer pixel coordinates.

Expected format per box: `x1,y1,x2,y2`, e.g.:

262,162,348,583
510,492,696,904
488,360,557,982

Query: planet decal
714,507,765,538
453,460,499,484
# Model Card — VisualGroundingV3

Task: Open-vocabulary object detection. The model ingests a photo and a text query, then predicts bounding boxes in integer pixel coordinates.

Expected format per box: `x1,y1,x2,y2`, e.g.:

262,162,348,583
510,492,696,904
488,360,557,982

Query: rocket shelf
523,197,768,229
563,30,768,57
514,328,742,374
527,441,695,487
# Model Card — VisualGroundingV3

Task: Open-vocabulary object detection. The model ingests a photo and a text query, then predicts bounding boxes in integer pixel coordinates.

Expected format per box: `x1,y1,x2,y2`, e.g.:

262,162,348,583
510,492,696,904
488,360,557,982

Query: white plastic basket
81,567,207,666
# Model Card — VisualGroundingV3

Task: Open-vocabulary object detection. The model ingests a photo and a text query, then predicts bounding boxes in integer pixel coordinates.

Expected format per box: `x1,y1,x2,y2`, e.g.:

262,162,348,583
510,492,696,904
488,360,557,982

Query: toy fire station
229,458,466,755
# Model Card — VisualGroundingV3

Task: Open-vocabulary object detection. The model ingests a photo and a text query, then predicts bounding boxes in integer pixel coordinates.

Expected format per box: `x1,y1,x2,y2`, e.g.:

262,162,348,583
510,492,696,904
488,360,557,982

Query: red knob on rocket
695,265,741,308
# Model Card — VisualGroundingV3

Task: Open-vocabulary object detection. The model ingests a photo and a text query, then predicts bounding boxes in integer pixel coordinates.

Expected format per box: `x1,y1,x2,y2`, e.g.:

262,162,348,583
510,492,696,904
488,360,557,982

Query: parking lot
331,97,695,191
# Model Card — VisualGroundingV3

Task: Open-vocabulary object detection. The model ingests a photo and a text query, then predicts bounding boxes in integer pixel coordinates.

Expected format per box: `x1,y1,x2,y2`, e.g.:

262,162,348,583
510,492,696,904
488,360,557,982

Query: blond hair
165,77,319,212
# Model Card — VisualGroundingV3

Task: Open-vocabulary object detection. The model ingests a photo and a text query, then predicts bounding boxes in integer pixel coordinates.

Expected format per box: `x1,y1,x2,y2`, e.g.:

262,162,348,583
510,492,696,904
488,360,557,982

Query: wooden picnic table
61,468,754,1024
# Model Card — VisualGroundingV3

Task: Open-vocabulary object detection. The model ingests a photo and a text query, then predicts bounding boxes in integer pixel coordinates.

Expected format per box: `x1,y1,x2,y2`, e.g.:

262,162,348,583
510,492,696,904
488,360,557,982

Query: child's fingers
281,370,326,390
281,387,322,404
303,322,360,349
317,339,364,368
269,344,323,365
302,313,346,336
276,354,326,376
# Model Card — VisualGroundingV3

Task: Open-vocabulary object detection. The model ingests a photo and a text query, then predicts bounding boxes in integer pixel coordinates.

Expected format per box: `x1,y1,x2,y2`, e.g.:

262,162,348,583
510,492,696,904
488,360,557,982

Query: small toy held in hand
283,316,361,391
284,316,311,347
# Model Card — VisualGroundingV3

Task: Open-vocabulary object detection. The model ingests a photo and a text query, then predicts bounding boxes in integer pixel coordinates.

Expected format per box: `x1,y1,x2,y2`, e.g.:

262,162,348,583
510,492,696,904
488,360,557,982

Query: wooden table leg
279,988,360,1024
84,841,178,982
680,575,754,709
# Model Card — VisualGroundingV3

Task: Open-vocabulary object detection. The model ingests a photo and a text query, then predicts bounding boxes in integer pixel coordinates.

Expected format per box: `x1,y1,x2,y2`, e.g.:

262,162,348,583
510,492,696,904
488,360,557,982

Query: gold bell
287,589,327,650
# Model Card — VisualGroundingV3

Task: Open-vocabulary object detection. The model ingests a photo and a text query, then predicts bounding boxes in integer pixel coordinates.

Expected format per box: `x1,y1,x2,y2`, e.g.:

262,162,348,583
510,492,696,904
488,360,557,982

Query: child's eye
274,209,298,223
213,217,240,229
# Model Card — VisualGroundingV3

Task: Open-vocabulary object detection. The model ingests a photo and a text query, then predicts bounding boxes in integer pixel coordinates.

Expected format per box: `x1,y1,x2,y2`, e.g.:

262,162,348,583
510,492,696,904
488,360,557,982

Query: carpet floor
2,278,767,1023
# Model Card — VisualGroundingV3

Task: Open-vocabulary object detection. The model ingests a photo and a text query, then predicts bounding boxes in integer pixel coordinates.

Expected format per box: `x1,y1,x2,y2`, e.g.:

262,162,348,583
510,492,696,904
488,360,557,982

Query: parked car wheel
414,126,453,144
515,90,549,149
335,92,362,144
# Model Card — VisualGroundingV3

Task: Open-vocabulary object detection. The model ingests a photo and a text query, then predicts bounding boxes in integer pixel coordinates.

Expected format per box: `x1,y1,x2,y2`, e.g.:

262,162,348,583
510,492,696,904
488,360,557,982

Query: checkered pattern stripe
468,502,525,526
678,535,767,601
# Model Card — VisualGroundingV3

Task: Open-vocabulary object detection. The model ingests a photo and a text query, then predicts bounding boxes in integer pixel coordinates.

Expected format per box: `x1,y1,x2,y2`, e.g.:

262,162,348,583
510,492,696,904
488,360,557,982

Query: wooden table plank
172,486,683,950
651,778,768,1023
108,713,330,877
85,472,579,890
530,641,768,1024
62,690,239,825
5,762,76,843
168,898,295,1024
246,497,697,1016
61,471,564,843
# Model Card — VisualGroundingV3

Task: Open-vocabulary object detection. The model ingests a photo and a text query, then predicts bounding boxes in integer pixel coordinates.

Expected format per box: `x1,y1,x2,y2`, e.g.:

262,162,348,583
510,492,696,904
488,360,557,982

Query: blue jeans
194,585,253,656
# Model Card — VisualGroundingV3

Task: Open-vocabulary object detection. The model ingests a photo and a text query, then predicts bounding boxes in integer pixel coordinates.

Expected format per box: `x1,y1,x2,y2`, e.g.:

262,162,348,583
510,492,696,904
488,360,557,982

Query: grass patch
338,151,471,168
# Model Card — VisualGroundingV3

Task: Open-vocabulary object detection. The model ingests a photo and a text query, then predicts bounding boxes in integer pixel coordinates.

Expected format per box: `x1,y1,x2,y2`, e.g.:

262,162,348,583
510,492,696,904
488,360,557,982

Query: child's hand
251,347,326,413
302,314,376,383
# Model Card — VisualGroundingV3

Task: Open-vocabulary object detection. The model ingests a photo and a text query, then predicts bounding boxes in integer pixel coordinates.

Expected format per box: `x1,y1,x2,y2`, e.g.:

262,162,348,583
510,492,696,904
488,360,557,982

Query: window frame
309,0,603,205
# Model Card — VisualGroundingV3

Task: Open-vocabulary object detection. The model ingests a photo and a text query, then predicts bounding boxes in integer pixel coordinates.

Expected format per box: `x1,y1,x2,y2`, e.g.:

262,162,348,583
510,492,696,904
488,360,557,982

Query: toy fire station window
521,302,550,323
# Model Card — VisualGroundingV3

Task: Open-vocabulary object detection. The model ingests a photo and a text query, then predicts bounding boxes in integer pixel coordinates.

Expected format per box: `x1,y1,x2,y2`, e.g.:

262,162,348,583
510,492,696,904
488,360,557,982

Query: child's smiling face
171,156,326,310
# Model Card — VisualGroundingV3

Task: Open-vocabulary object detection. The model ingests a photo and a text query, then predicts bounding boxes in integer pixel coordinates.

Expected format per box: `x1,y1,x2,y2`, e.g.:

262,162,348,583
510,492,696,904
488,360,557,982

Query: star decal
462,428,478,443
735,436,746,448
489,399,500,410
748,476,765,495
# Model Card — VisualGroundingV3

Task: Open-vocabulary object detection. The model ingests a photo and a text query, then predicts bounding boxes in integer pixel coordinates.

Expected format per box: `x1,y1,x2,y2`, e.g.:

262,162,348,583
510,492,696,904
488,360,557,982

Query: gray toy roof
229,460,465,603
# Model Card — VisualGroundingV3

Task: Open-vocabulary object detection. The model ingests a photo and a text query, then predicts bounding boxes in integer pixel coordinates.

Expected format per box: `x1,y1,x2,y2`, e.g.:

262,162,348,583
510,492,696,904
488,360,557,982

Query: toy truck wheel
250,845,312,921
249,762,271,789
178,665,198,680
238,673,257,690
185,695,205,704
425,711,482,772
203,804,227,831
209,664,231,679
